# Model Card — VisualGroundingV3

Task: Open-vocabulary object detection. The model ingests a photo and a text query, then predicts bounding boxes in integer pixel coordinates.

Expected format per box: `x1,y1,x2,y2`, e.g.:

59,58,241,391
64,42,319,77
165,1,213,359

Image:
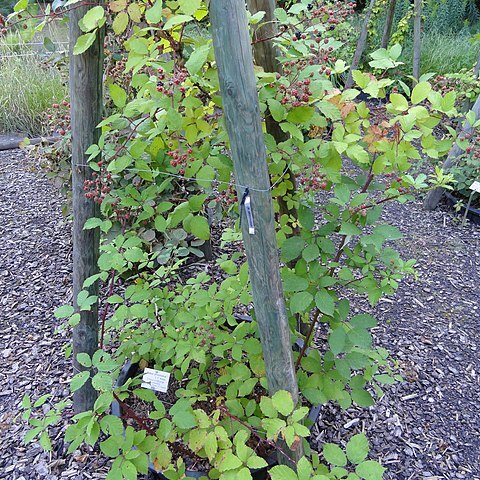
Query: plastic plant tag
141,368,170,393
244,194,255,234
469,181,480,193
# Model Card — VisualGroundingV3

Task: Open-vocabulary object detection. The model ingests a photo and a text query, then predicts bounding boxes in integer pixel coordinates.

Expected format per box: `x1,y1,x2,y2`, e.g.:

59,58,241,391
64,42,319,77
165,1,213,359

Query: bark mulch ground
0,149,478,480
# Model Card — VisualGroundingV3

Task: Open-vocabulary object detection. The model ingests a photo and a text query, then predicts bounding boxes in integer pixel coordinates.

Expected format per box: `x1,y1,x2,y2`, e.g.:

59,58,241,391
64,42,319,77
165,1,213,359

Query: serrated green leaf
109,83,127,108
346,433,369,464
272,390,294,416
328,327,346,355
190,215,210,240
185,43,210,75
323,443,347,466
355,460,386,480
315,289,335,316
54,304,74,319
269,465,298,480
145,0,162,23
70,370,90,392
290,291,313,314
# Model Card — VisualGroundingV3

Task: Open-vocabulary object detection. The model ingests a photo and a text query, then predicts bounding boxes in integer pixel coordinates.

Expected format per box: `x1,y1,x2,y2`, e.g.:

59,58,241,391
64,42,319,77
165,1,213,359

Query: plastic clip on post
240,188,255,235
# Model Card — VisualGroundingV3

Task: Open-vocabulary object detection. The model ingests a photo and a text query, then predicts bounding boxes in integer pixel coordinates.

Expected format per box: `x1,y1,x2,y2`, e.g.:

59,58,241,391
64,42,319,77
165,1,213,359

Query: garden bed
0,150,479,479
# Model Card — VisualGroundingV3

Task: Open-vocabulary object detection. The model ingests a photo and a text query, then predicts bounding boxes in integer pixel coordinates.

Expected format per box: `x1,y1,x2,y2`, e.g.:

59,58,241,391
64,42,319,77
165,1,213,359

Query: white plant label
141,368,170,393
469,181,480,193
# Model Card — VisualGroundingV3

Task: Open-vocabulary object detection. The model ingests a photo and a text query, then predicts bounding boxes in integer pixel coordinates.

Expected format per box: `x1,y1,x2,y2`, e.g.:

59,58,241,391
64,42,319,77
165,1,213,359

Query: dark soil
0,149,479,479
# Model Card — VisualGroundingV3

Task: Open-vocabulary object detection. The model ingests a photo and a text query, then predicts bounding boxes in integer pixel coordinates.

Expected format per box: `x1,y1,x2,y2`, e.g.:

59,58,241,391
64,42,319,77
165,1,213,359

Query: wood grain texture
70,4,104,413
345,0,377,89
412,0,422,82
210,0,302,463
381,0,397,49
424,94,480,210
246,0,299,238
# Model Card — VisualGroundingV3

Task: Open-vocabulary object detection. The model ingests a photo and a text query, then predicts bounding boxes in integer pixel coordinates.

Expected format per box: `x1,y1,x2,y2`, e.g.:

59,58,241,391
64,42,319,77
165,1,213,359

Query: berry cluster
279,75,312,107
464,132,480,157
214,185,237,208
348,205,368,217
46,100,71,136
166,147,194,175
197,320,217,347
299,164,328,192
156,66,189,97
84,162,112,204
384,172,408,194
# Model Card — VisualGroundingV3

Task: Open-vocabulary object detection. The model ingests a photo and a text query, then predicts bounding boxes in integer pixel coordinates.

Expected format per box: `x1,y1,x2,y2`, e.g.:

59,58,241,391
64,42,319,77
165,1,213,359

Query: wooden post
246,0,300,239
381,0,396,49
345,0,377,89
412,0,422,82
424,94,480,210
70,4,104,412
210,0,302,464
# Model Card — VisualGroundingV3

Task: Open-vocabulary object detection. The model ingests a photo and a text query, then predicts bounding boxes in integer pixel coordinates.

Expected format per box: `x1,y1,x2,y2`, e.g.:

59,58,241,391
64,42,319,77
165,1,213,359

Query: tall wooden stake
70,4,104,413
412,0,422,82
381,0,396,49
210,0,302,464
345,0,377,89
246,0,300,239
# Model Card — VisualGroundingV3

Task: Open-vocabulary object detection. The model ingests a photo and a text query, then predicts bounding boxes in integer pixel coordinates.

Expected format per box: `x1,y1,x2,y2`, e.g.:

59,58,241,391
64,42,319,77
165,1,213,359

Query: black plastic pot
112,361,321,480
444,191,480,226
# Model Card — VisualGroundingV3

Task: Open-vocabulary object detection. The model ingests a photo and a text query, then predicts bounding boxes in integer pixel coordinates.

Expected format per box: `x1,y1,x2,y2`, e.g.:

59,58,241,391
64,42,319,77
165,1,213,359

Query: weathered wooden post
246,0,300,239
210,0,302,464
70,3,104,412
412,0,422,82
345,0,377,89
381,0,396,49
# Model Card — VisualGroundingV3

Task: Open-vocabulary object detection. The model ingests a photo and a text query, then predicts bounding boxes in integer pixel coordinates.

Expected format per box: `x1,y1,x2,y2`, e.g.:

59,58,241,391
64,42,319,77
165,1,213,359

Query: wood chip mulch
0,149,478,480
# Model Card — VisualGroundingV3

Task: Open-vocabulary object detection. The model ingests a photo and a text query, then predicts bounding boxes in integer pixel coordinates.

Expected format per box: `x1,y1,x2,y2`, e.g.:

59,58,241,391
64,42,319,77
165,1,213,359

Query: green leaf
173,411,196,429
145,0,162,23
290,291,313,314
73,32,96,55
76,353,92,368
70,371,90,392
178,0,201,15
39,430,52,451
185,44,210,75
328,327,346,355
346,433,369,465
246,455,268,469
323,443,347,466
190,216,210,240
388,93,408,112
14,0,28,12
281,236,304,262
269,465,298,480
112,11,129,34
163,14,193,30
339,223,362,236
355,460,386,480
121,460,137,480
217,452,242,472
267,98,286,122
54,304,74,319
351,389,374,407
282,271,309,292
315,289,334,316
84,217,103,230
109,83,127,108
411,81,431,105
302,243,320,263
81,6,105,32
196,165,216,188
271,390,294,416
286,106,314,124
92,372,112,391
